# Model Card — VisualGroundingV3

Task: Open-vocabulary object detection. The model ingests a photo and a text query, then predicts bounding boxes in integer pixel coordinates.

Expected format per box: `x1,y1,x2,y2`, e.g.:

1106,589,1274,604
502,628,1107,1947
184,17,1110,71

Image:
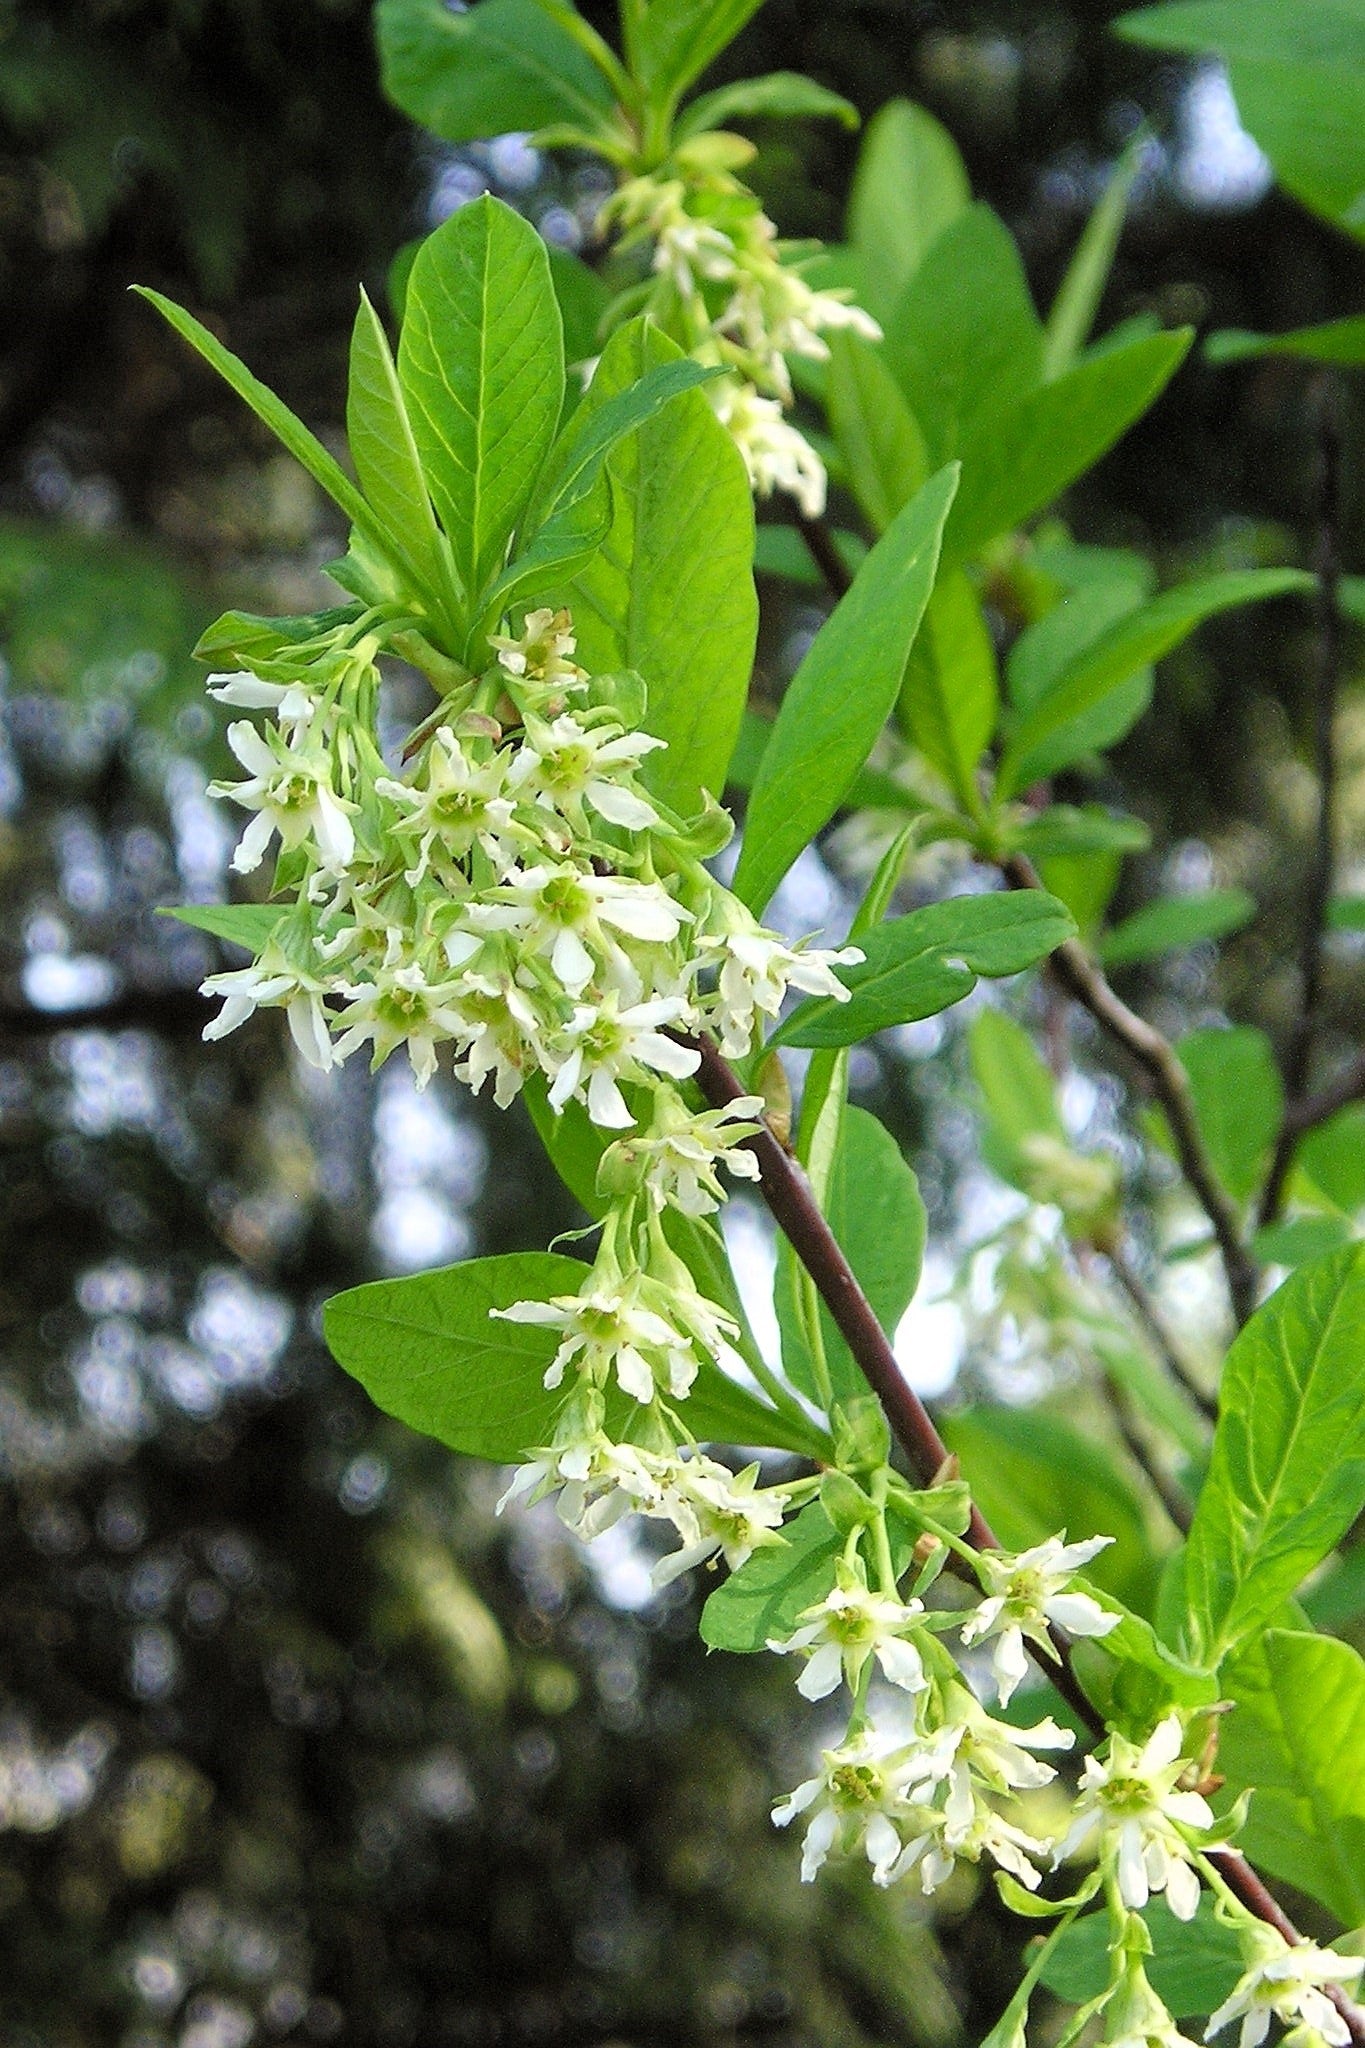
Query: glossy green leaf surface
827,332,927,534
376,0,617,146
347,290,454,619
1176,1025,1283,1204
897,567,998,806
1099,889,1256,967
1041,1899,1242,2016
733,463,958,913
1180,1244,1365,1664
774,890,1074,1049
164,903,284,952
567,322,756,814
398,197,564,610
676,72,858,137
847,98,971,323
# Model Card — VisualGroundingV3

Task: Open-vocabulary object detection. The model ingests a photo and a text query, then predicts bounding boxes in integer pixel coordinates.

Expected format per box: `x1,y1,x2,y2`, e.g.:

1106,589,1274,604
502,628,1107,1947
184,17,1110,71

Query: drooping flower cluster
1206,1932,1364,2048
202,605,860,1117
600,140,880,515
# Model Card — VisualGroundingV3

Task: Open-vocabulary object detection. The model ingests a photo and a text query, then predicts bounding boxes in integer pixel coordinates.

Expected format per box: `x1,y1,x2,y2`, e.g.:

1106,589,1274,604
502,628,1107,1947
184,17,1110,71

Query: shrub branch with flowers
147,1,1365,2043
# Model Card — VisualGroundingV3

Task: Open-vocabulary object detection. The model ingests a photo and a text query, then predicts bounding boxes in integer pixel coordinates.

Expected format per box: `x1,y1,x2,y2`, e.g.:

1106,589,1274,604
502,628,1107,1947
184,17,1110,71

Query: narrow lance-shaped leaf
676,73,859,139
771,889,1075,1049
347,288,458,623
398,196,564,614
847,98,970,323
1175,1025,1282,1205
135,289,393,569
733,462,959,914
1099,889,1256,968
898,567,998,808
163,904,285,952
1179,1242,1365,1666
1042,135,1143,381
633,0,766,103
827,331,928,535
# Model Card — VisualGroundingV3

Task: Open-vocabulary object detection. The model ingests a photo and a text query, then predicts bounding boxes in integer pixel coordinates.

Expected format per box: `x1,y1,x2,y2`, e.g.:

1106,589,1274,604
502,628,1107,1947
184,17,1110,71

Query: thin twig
1000,853,1260,1327
694,1029,1364,2034
1100,1377,1193,1535
1279,1049,1365,1145
1106,1241,1218,1424
794,512,854,599
1262,375,1346,1225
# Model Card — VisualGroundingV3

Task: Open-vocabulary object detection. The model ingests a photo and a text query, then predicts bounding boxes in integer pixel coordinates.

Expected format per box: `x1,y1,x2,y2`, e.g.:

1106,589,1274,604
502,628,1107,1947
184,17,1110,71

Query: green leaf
969,1006,1065,1185
547,245,612,365
193,605,363,673
773,890,1075,1050
847,98,971,323
1000,570,1310,796
135,289,384,556
566,321,755,816
733,463,959,913
634,0,765,102
700,1501,915,1652
397,196,564,611
773,1105,926,1407
1043,136,1143,381
827,332,928,535
1040,1899,1243,2017
942,328,1192,566
938,1405,1158,1612
375,0,618,147
1176,1025,1283,1205
1298,1104,1365,1214
1220,1628,1365,1925
347,289,455,622
676,72,858,138
163,903,284,952
1118,2,1365,239
897,567,999,807
324,1250,593,1462
1005,806,1151,860
1327,889,1365,929
883,205,1043,467
1252,1216,1353,1269
1099,889,1256,968
1207,314,1365,365
1179,1243,1365,1665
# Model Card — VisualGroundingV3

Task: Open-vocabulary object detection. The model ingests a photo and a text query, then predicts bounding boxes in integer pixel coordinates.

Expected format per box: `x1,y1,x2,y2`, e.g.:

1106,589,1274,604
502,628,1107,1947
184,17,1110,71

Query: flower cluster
1207,1932,1364,2048
202,605,860,1123
1055,1713,1220,1920
600,140,880,515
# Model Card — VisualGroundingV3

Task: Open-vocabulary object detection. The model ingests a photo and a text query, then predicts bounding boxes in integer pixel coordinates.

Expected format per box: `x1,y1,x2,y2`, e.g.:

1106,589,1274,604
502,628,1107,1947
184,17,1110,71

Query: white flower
902,1797,1052,1897
650,1455,789,1584
507,713,664,833
547,992,699,1129
497,1431,666,1542
471,863,692,998
708,380,829,517
1206,1936,1364,2048
769,1567,929,1701
1054,1714,1214,1920
212,720,356,874
703,916,862,1058
772,1722,937,1886
490,607,586,693
207,670,319,732
376,728,520,882
201,940,335,1069
960,1531,1118,1704
602,1097,764,1216
330,954,468,1087
493,1278,698,1404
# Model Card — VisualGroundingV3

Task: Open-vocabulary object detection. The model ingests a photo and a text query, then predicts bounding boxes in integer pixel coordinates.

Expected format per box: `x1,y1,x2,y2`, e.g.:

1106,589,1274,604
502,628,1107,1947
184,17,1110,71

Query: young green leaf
773,890,1075,1050
1180,1243,1365,1665
193,605,363,673
773,1105,926,1408
163,903,284,952
323,1250,594,1462
633,0,765,104
941,328,1192,566
1219,1628,1365,1926
347,289,458,624
827,332,928,535
1042,136,1143,381
1206,314,1365,365
968,1007,1066,1191
733,462,959,914
546,244,613,366
565,321,755,817
882,204,1044,467
1176,1025,1283,1205
897,567,998,808
999,569,1311,795
675,72,858,139
398,195,564,612
1298,1103,1365,1215
1099,889,1256,968
376,0,619,148
847,98,971,323
1004,805,1151,860
135,289,385,557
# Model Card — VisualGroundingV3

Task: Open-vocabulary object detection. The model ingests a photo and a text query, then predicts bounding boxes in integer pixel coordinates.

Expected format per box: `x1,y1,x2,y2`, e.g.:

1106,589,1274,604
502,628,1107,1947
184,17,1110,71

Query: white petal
231,809,276,874
876,1637,927,1694
587,1068,634,1130
992,1627,1030,1705
634,1031,700,1080
1117,1820,1150,1910
1047,1592,1118,1638
586,780,658,828
551,925,594,994
226,721,277,775
1164,1855,1201,1922
800,1803,839,1881
795,1642,844,1701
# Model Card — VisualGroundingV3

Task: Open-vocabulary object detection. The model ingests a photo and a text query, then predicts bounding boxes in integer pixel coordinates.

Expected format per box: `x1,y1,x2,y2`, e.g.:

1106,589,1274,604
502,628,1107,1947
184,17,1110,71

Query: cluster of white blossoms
199,601,861,1583
600,141,880,515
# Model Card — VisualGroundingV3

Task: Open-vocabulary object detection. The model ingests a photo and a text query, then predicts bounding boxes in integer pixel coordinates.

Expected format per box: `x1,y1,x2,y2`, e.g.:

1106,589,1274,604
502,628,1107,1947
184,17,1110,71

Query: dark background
1,4,1361,2043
